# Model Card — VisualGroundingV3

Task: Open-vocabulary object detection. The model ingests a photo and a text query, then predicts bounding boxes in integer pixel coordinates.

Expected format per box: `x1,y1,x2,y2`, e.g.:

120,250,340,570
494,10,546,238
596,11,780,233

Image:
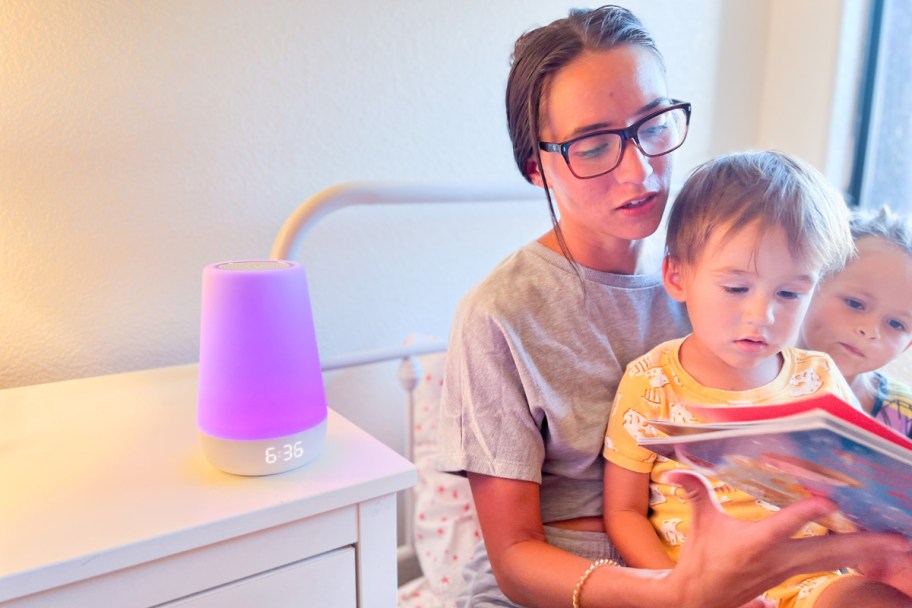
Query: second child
800,206,912,438
603,151,912,607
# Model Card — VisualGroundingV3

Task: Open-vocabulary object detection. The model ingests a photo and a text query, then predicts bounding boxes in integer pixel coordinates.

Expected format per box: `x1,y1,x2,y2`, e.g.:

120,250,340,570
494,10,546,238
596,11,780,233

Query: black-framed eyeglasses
539,101,692,179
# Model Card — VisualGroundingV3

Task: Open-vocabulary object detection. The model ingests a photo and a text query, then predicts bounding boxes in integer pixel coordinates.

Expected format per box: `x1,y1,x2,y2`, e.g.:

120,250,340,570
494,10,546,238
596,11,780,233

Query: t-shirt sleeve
435,297,545,483
875,373,912,439
603,362,658,474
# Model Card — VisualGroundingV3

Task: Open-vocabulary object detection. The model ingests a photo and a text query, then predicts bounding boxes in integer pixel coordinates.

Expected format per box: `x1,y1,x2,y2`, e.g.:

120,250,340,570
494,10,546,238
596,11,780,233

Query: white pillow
402,348,481,607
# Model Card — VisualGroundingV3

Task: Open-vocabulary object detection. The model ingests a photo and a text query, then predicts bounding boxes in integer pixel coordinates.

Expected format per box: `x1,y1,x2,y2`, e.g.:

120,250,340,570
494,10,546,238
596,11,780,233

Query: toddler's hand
861,549,912,596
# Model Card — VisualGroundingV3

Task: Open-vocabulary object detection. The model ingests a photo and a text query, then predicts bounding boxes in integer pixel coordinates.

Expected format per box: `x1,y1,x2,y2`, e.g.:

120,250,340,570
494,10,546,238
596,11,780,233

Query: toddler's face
665,221,819,389
801,236,912,381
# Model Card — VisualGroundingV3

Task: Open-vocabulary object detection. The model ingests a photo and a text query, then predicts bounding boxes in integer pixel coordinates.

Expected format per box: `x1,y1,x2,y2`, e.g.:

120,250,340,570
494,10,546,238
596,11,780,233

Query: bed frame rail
269,181,539,261
275,181,540,588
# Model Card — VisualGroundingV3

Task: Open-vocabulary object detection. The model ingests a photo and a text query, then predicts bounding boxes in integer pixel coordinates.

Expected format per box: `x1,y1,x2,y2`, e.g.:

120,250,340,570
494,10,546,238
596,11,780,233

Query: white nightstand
0,364,416,607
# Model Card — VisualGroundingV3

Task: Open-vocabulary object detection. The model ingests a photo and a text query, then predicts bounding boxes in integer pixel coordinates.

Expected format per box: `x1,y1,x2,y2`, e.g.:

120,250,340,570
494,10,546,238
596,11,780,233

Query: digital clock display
200,422,325,476
265,441,305,464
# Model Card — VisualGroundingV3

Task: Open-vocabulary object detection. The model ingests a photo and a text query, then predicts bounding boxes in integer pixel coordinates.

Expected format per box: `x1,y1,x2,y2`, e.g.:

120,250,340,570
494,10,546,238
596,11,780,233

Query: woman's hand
661,470,912,608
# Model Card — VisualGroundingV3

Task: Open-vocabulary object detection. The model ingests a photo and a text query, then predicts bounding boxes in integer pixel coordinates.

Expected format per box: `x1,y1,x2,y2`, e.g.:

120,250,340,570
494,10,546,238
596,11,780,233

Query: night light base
200,419,327,476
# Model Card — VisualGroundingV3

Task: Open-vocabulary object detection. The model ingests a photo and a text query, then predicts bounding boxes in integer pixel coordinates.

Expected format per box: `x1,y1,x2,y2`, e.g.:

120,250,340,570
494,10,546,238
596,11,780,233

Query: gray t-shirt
437,241,690,523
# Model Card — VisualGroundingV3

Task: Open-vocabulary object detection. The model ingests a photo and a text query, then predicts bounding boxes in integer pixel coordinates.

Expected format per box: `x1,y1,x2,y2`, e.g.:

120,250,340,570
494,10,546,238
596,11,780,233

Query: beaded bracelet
572,558,619,608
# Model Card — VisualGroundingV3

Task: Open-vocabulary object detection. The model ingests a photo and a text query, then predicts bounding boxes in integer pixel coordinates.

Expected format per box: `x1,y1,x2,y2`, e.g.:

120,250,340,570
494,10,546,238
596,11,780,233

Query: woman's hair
665,150,854,276
506,6,663,182
505,6,663,267
849,205,912,256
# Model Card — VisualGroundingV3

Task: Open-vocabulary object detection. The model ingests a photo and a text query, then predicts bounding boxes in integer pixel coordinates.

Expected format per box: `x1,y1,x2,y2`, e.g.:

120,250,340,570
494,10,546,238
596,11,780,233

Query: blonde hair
666,150,853,275
849,205,912,256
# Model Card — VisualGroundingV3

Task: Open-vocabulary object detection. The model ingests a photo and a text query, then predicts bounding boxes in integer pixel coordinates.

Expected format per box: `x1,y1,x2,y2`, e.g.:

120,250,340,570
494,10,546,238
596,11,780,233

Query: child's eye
722,286,748,295
843,297,865,311
888,319,908,332
777,290,802,300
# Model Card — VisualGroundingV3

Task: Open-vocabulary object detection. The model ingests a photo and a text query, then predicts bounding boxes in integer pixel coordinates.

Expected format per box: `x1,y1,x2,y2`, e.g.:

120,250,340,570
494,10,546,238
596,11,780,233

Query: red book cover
684,393,912,451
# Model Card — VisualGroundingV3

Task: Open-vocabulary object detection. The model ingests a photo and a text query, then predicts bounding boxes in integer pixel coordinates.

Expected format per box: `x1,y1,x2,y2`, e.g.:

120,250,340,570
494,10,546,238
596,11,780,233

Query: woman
437,6,911,607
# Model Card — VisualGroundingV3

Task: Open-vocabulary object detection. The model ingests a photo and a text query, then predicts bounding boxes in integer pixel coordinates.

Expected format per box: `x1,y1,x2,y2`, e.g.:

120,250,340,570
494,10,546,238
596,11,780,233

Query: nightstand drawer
4,506,357,607
160,547,356,608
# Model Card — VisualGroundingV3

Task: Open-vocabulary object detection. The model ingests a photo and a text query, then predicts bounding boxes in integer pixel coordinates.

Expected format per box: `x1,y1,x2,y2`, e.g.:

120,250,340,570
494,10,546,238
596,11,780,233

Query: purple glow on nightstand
197,260,327,441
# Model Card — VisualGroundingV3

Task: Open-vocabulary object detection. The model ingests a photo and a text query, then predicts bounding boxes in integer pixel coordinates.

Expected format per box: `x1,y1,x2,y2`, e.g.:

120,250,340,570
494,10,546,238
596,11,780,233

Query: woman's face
532,45,673,257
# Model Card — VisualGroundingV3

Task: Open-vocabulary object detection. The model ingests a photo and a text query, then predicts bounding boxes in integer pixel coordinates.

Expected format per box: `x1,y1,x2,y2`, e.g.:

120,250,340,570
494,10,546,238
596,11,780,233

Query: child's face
664,221,819,389
800,236,912,382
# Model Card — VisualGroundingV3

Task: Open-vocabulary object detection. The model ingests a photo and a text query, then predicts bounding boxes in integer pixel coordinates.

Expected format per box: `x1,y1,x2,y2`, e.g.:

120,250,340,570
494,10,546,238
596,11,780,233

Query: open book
638,394,912,537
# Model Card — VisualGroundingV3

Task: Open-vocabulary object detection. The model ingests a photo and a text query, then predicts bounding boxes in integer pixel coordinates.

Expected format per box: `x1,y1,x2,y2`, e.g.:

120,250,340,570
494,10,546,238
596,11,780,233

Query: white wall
1,1,863,444
757,0,868,186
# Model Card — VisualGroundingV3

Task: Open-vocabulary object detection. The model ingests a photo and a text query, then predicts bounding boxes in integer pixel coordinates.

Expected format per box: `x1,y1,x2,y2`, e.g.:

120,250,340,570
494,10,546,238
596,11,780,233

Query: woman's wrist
572,559,619,608
576,563,678,608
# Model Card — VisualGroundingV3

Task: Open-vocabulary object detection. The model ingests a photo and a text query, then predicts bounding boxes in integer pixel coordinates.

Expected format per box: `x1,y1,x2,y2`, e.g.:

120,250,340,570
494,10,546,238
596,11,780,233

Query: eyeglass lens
567,107,688,178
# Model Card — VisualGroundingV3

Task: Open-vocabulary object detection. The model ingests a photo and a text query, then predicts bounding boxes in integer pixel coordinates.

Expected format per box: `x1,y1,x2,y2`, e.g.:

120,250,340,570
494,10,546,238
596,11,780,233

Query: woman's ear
526,158,545,188
663,256,687,302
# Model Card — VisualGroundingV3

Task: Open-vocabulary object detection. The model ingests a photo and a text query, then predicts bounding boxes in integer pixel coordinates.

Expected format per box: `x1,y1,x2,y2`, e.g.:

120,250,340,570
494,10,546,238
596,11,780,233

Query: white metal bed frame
269,181,540,587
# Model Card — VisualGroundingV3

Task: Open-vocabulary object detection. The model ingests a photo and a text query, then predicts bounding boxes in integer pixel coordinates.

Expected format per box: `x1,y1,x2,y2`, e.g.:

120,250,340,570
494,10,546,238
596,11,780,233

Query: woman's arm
603,462,675,568
470,471,756,608
470,470,912,608
468,473,589,606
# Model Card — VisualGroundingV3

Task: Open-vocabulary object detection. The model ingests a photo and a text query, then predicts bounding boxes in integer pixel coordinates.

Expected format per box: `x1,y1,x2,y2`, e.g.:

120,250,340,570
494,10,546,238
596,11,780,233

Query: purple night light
197,260,327,475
